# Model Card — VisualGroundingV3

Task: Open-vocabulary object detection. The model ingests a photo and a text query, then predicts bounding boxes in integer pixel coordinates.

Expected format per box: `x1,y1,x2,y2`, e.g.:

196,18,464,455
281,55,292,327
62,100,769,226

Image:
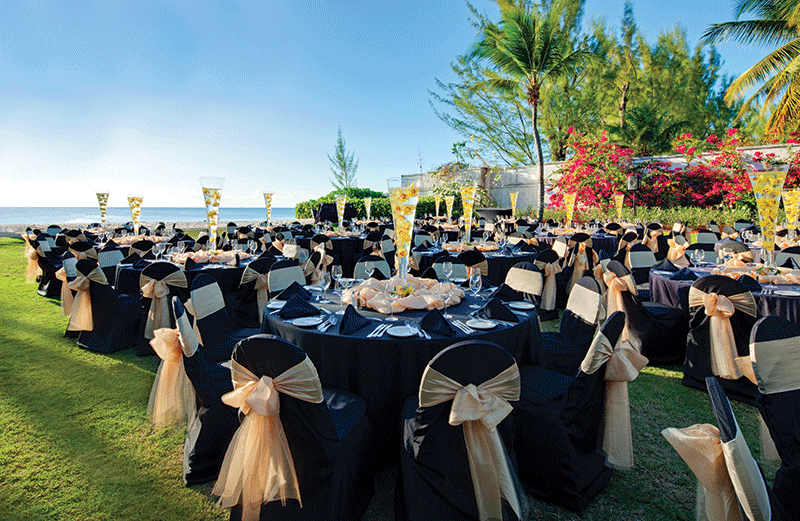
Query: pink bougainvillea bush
552,127,800,219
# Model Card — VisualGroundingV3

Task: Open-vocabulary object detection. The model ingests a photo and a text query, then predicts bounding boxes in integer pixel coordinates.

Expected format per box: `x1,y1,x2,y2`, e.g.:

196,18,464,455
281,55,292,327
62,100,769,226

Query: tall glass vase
387,177,419,288
263,192,274,224
96,192,109,227
782,188,800,242
460,185,477,243
335,194,347,232
434,194,441,220
510,192,519,217
749,170,787,267
127,195,143,236
200,177,224,248
563,192,577,226
613,193,625,221
364,197,372,221
445,195,455,223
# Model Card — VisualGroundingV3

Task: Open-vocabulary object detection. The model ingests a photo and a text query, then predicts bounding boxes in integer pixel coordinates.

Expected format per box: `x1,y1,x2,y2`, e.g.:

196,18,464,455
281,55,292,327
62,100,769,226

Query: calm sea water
0,207,298,225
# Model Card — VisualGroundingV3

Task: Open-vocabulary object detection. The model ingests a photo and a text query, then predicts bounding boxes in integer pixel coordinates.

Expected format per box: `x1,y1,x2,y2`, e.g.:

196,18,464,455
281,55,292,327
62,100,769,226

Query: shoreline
0,219,315,238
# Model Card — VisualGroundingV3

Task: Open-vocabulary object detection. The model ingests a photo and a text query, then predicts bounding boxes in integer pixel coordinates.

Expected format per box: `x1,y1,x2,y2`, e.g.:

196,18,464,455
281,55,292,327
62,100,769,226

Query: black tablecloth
417,250,538,287
296,236,364,278
263,295,539,463
649,269,800,324
116,263,246,296
536,234,618,254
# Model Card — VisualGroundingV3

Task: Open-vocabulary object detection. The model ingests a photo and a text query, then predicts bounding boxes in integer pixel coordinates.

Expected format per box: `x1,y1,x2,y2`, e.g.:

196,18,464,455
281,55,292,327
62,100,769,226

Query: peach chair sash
147,328,196,428
66,266,108,331
25,248,41,282
140,271,188,339
602,270,639,350
418,363,521,521
666,238,690,266
534,260,561,312
688,287,756,380
302,252,333,285
55,268,74,316
581,334,648,469
643,229,664,256
241,266,270,325
213,357,324,521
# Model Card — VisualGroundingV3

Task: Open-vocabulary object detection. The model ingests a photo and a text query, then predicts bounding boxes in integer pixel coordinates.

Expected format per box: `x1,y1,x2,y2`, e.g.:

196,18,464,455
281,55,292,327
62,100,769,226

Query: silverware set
316,315,337,332
452,320,475,334
367,323,392,338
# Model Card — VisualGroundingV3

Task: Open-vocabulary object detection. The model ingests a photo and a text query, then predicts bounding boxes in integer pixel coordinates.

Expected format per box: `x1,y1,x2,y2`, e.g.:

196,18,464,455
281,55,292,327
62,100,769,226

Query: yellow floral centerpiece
749,170,787,267
563,192,577,225
335,194,347,232
263,192,274,223
445,195,455,222
96,192,109,226
510,191,518,217
434,193,442,219
782,188,800,241
387,178,419,287
364,197,372,221
461,184,477,243
613,193,624,221
127,195,143,235
200,176,224,246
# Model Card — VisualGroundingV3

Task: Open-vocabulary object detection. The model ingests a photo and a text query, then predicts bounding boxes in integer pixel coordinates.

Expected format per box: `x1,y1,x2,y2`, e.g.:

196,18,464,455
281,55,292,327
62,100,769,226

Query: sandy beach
0,219,315,238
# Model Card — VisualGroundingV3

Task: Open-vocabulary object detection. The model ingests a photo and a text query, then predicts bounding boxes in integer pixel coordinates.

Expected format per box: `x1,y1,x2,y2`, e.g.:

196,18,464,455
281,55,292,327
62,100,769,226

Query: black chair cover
136,261,189,356
234,257,276,328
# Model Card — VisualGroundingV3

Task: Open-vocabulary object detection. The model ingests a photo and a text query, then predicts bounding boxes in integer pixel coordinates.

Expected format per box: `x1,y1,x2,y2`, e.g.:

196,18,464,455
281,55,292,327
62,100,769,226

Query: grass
0,236,778,520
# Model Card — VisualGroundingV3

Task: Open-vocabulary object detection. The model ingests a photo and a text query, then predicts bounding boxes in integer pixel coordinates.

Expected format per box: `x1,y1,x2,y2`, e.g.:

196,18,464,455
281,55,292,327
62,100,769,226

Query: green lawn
0,237,777,520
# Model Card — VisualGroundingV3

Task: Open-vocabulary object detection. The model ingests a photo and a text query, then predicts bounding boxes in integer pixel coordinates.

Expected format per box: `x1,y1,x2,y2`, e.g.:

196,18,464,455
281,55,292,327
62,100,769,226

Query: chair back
190,273,239,362
626,243,657,285
353,254,391,279
226,222,238,237
62,252,78,279
457,249,489,277
504,261,543,301
414,232,432,246
432,256,468,281
552,236,569,258
695,230,720,244
561,275,605,350
775,246,800,266
267,259,306,296
734,219,753,231
686,243,718,263
46,225,62,236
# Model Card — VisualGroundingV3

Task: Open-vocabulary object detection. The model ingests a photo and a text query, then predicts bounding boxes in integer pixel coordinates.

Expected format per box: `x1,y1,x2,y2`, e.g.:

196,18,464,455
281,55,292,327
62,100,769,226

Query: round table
262,294,539,463
115,262,246,296
649,268,800,324
296,236,364,278
417,250,538,287
536,233,618,254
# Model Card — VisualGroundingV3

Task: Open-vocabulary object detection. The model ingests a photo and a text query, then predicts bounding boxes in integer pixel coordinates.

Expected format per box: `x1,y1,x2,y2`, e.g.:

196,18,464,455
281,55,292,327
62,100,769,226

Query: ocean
0,207,298,226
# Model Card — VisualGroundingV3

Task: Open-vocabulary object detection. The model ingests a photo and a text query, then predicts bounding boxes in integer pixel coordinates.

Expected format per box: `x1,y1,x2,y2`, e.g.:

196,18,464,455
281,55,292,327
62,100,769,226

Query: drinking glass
386,289,399,322
331,265,343,285
318,272,331,303
443,261,453,282
364,260,375,279
335,278,351,315
469,268,483,308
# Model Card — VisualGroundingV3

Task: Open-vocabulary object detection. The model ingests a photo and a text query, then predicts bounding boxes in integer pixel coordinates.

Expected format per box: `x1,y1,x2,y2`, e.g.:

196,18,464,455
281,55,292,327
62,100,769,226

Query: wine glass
331,265,343,286
335,278,351,314
469,268,483,308
442,261,453,283
364,260,375,279
691,249,703,266
317,272,330,303
386,289,399,322
483,229,491,243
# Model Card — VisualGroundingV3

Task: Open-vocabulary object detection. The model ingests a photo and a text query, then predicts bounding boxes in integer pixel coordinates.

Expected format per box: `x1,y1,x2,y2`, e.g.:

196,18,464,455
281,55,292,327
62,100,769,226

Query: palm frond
703,19,797,47
725,38,800,100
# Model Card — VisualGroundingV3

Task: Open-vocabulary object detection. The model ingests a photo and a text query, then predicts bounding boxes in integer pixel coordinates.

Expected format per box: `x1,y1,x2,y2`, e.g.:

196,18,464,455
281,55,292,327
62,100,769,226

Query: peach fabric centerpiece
172,249,251,265
443,241,498,252
343,275,465,314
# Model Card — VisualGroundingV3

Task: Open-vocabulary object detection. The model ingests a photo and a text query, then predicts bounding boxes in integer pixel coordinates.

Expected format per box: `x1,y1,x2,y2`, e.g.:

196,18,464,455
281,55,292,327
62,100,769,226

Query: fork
367,323,387,338
317,315,336,331
454,320,475,334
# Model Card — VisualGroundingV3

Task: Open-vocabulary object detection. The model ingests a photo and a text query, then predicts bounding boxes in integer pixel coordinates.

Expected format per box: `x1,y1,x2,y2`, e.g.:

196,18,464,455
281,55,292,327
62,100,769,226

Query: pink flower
788,139,800,144
675,145,686,154
567,126,575,135
726,128,738,137
706,135,718,143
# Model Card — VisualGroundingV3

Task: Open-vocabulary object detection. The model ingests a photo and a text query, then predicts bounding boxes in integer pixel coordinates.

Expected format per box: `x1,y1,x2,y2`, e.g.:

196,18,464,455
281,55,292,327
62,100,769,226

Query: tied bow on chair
213,358,323,521
25,248,41,283
566,242,591,295
535,260,561,312
55,268,74,316
148,328,196,427
240,267,270,325
688,287,756,380
303,251,333,285
581,334,648,468
603,271,640,350
66,267,109,331
419,364,522,521
69,248,98,260
643,229,664,257
721,230,739,240
666,238,689,266
140,271,187,339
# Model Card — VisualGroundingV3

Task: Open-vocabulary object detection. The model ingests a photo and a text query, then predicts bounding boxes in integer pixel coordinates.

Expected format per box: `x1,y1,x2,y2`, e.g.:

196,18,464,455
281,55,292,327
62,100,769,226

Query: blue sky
0,0,772,208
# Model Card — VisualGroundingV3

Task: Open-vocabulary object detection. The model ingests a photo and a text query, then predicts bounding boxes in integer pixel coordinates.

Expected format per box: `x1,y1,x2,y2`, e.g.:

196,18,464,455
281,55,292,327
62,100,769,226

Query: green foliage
294,187,386,219
542,205,755,229
328,127,359,190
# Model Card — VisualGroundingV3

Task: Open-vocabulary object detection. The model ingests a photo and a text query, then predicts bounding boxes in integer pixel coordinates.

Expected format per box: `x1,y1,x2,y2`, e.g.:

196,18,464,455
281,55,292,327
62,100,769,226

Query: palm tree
470,1,592,219
607,105,690,156
703,0,800,132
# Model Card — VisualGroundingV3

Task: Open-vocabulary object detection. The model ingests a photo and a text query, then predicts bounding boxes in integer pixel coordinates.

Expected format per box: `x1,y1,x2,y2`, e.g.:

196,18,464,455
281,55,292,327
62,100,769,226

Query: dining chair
136,261,189,356
267,259,306,297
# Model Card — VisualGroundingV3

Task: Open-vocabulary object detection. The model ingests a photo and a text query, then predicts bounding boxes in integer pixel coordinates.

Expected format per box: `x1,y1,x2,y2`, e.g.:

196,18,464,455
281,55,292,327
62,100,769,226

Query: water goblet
442,261,453,282
469,268,483,308
331,265,343,286
317,272,331,303
386,289,399,322
364,260,375,280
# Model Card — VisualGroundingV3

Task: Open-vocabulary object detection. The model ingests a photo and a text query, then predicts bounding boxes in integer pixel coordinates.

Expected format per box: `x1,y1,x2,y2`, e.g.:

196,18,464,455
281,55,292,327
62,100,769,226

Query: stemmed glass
469,268,483,308
334,277,351,315
442,261,453,283
386,289,399,322
364,260,375,280
317,272,331,303
690,249,704,266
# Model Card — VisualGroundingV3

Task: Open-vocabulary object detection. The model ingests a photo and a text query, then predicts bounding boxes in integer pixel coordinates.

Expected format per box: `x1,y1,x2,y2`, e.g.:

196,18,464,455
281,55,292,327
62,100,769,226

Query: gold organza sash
56,268,74,316
643,229,664,257
140,271,188,339
419,364,521,521
566,242,589,295
603,271,639,349
213,357,324,521
581,335,648,469
241,267,270,325
68,248,98,260
66,267,108,331
667,238,689,266
539,262,560,311
662,424,742,521
302,252,333,285
688,287,756,380
147,328,196,428
25,249,41,282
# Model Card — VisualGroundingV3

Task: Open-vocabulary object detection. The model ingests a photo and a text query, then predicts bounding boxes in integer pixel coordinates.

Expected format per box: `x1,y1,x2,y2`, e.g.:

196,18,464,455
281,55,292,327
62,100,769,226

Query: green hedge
295,189,467,220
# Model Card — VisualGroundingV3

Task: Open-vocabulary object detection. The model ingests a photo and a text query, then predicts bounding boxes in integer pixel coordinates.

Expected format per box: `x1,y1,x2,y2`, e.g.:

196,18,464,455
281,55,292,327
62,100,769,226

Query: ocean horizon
0,207,298,226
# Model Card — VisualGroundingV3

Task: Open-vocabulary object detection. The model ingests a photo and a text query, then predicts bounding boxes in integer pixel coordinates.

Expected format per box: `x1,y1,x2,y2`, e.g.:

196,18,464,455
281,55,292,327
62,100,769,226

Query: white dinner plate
466,318,496,330
267,301,285,309
774,290,800,297
291,316,324,327
386,325,417,338
451,278,467,284
508,301,536,311
651,270,673,276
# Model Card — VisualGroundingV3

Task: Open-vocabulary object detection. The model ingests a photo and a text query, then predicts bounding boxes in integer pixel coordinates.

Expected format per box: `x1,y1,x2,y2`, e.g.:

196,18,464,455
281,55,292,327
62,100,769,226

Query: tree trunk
531,99,545,221
619,82,629,128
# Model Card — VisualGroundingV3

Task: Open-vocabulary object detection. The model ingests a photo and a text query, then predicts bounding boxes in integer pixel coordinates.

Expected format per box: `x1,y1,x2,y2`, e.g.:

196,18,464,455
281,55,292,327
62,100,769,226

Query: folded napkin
183,245,195,253
780,257,800,270
185,258,201,271
278,294,321,319
420,308,456,337
370,269,388,281
258,250,276,259
121,252,141,265
517,242,537,252
476,298,519,323
339,305,371,335
275,281,311,301
132,259,152,270
669,267,698,281
651,258,679,272
221,243,232,251
739,274,763,293
494,283,524,302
